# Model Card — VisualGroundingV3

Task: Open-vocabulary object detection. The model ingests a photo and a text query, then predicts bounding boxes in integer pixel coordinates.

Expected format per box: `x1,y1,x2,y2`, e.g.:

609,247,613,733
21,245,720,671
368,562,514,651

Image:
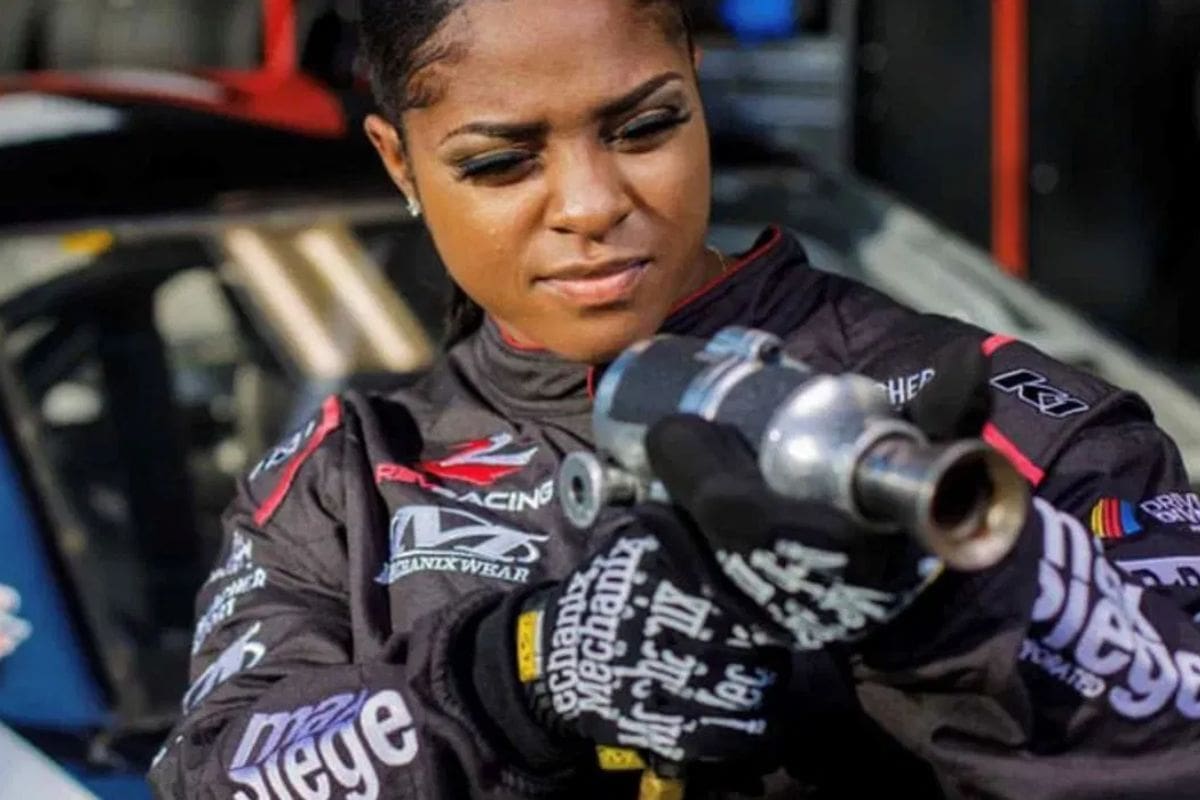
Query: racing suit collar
460,226,808,422
468,317,594,420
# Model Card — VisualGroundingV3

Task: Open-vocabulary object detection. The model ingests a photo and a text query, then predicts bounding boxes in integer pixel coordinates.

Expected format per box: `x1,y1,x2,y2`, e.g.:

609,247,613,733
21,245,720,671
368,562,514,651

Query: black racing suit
149,227,1200,799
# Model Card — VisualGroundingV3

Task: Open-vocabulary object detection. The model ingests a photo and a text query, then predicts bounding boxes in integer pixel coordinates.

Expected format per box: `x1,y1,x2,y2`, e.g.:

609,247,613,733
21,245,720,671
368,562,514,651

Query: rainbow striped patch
1090,498,1142,539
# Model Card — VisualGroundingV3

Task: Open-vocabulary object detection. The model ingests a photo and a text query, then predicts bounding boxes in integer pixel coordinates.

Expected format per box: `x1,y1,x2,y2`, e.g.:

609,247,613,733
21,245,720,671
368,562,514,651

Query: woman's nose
545,144,633,240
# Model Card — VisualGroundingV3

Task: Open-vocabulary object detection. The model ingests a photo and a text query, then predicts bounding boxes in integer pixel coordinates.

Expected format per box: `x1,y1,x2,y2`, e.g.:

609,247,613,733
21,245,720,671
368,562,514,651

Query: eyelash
609,109,692,145
457,152,531,180
455,109,692,182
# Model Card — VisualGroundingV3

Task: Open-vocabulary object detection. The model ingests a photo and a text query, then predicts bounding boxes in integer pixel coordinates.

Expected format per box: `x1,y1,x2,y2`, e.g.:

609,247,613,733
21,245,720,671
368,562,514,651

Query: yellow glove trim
595,746,646,771
639,769,686,800
515,609,543,683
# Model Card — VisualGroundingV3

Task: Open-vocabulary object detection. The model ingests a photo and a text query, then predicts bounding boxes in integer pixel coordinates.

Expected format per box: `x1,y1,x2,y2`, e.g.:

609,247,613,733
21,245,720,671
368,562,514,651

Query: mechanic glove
643,342,995,652
901,336,992,440
469,507,790,777
646,415,930,652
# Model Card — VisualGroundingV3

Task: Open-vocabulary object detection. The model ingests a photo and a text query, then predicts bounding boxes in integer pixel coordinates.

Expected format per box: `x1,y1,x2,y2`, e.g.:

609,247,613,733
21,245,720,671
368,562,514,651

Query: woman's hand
646,415,933,650
511,507,790,770
644,339,995,651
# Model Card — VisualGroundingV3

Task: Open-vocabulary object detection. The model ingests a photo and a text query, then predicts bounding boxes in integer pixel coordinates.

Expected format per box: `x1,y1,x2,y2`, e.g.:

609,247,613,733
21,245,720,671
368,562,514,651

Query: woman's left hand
645,414,935,651
643,339,995,651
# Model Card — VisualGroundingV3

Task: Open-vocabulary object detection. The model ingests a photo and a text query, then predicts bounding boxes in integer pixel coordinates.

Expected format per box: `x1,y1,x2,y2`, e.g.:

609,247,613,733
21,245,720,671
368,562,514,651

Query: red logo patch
376,434,537,488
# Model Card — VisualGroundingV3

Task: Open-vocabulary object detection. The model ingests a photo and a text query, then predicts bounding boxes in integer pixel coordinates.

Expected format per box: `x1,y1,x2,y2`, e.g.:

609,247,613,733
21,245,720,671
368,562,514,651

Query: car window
0,212,436,723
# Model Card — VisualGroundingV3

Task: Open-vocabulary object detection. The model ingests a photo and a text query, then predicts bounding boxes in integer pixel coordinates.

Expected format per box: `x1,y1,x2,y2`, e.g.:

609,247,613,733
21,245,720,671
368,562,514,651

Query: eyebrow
438,71,685,146
594,71,685,119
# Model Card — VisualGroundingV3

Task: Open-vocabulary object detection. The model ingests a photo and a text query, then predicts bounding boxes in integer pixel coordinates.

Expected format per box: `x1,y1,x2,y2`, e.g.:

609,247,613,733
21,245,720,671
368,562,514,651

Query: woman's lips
538,260,650,306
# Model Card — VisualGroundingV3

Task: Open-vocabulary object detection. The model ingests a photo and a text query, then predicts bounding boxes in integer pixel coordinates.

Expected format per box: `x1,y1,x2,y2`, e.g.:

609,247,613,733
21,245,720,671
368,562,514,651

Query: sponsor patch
194,531,268,654
384,433,537,488
249,420,318,483
251,396,342,526
183,622,267,713
1025,498,1200,720
991,369,1090,418
878,367,936,407
1089,498,1142,539
376,434,552,512
1019,638,1107,699
1116,556,1200,589
228,688,418,800
1140,492,1200,531
378,464,555,514
375,506,548,585
0,584,31,660
206,529,254,585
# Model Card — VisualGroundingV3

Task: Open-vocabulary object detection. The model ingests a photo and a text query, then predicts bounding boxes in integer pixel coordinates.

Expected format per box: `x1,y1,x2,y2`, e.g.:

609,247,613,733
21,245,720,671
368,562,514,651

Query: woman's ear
364,114,418,201
692,44,703,72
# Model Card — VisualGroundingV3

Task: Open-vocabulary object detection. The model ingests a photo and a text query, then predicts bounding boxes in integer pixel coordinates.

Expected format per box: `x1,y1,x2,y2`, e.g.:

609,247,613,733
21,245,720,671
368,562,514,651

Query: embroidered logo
991,369,1090,418
375,506,548,585
193,531,268,654
376,434,552,513
228,689,418,799
409,433,537,487
878,367,936,406
1089,498,1142,539
1139,492,1200,531
1116,556,1200,589
183,622,266,712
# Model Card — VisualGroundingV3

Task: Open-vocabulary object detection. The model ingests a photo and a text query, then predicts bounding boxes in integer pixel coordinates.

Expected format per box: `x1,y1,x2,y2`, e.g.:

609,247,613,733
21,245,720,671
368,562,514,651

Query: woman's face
365,0,717,363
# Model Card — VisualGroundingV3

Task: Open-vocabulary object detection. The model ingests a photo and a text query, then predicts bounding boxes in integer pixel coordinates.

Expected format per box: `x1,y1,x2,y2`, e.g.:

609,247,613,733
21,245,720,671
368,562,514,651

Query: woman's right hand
512,504,791,769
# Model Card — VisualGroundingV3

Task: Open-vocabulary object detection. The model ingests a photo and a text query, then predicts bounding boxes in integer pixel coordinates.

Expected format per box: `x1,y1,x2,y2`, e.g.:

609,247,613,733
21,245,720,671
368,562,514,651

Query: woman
150,1,1200,797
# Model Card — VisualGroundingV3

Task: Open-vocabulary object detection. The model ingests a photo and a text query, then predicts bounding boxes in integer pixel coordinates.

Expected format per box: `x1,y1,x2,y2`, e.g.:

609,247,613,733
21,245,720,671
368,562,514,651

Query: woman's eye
457,151,534,182
611,110,691,145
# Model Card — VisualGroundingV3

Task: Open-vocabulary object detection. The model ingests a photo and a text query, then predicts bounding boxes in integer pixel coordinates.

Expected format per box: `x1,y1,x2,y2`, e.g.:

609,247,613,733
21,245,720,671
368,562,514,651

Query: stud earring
406,196,422,218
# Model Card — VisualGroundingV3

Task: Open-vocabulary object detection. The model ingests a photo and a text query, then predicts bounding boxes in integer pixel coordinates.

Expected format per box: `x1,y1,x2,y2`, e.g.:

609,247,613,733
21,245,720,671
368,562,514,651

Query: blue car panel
0,424,108,729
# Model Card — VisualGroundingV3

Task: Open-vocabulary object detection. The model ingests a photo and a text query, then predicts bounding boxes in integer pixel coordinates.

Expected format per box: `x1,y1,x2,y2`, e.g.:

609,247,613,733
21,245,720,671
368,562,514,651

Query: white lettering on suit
184,622,266,712
878,367,936,407
376,506,548,585
228,689,418,800
1023,498,1200,720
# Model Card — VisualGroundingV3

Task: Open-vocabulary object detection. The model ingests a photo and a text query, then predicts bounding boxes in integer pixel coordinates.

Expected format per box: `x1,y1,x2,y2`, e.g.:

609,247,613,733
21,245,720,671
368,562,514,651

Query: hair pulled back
359,0,694,348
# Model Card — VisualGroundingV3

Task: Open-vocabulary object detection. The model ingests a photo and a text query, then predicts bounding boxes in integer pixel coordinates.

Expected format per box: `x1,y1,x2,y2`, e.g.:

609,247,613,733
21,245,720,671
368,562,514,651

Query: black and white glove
525,506,789,765
470,506,789,778
644,340,994,652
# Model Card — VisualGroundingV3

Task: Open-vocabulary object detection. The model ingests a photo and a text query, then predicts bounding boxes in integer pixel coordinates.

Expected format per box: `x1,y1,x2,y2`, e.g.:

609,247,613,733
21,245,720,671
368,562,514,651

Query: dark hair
359,0,694,348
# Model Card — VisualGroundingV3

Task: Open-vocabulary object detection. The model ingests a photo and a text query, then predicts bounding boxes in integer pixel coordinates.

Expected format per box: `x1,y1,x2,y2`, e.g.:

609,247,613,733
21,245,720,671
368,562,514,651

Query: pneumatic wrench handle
559,451,640,529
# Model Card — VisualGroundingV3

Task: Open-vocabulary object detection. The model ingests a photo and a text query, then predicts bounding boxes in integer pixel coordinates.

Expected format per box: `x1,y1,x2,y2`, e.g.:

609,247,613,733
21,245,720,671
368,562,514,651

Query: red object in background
263,0,298,77
0,70,346,138
207,69,346,137
0,0,346,138
992,0,1028,278
204,0,342,135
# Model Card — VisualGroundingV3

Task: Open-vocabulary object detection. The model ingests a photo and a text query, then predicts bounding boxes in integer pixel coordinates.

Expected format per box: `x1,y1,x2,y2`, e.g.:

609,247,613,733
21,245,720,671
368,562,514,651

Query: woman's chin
534,311,661,365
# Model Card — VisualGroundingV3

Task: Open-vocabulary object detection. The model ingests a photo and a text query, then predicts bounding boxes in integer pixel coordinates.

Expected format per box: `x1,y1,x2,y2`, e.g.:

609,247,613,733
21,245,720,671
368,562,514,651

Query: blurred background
0,1,1197,796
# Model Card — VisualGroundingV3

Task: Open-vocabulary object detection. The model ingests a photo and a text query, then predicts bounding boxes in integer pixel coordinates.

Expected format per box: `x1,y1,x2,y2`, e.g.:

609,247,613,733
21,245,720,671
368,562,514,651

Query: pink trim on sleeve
253,395,343,526
981,334,1017,356
982,422,1045,486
